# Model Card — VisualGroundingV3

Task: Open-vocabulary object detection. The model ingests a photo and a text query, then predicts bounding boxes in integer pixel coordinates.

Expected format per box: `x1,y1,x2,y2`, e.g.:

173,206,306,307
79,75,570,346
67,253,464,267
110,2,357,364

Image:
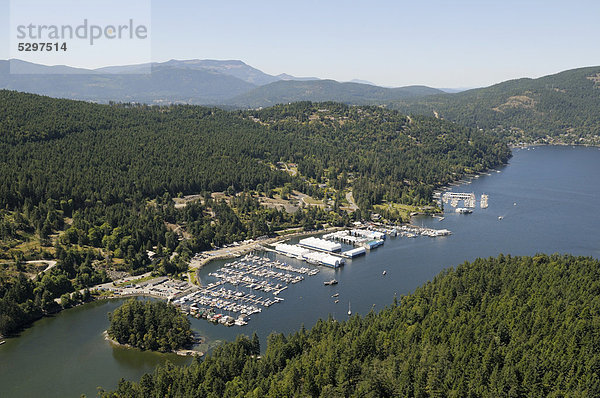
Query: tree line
101,254,600,397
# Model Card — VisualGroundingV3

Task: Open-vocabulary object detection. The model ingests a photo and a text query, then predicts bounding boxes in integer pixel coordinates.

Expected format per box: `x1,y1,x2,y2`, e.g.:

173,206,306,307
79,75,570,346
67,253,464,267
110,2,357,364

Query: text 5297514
17,42,67,51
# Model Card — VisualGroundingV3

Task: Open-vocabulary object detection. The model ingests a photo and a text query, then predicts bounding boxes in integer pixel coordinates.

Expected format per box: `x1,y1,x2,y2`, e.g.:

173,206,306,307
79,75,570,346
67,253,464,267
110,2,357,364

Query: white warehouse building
303,252,344,268
298,237,342,252
275,243,310,259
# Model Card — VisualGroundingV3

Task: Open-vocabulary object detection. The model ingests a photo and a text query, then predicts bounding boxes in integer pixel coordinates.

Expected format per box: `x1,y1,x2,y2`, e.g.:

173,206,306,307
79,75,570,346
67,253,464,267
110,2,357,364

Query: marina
439,191,490,210
174,255,321,326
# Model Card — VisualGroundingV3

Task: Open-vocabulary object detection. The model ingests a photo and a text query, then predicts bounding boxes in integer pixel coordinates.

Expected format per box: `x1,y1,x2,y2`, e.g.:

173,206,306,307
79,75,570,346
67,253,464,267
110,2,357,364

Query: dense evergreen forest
246,102,510,208
392,66,600,145
101,254,600,397
0,90,509,335
107,299,193,352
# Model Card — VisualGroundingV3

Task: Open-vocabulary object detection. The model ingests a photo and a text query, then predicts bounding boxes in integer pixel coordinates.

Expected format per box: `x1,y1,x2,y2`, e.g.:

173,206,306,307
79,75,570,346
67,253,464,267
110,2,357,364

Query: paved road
345,191,359,211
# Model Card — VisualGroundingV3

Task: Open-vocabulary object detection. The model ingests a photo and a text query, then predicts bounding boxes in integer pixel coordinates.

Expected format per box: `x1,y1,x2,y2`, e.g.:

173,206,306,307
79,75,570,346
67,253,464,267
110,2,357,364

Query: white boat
348,302,352,316
455,208,472,214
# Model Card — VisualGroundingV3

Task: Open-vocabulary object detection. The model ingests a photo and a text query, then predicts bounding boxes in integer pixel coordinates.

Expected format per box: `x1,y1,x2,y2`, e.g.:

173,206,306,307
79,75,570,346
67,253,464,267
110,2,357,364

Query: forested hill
0,92,509,211
226,79,443,108
392,66,600,145
102,253,600,397
246,102,509,209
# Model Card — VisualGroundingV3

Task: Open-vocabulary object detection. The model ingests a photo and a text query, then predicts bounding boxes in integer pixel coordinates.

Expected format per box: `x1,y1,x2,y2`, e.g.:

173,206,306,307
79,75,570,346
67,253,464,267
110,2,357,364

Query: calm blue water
1,146,599,397
192,146,600,346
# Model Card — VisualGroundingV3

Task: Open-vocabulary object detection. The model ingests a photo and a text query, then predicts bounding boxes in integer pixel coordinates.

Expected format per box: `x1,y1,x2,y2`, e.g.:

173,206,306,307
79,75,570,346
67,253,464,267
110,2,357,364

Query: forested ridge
108,299,193,352
247,102,509,208
102,254,600,397
392,65,600,145
0,90,509,335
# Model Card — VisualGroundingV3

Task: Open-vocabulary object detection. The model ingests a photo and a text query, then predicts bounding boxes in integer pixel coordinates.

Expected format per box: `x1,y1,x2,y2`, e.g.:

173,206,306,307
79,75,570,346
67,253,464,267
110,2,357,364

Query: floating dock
442,192,476,208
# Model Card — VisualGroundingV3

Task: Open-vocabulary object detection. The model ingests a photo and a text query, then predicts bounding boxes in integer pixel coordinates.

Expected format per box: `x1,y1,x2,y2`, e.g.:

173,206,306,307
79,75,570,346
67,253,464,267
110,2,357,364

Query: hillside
101,253,600,397
392,66,600,145
0,91,509,335
227,79,443,108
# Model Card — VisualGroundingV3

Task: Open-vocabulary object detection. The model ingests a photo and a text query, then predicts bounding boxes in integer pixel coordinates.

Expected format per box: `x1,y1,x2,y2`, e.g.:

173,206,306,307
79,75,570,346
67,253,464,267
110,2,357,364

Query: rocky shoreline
103,330,204,357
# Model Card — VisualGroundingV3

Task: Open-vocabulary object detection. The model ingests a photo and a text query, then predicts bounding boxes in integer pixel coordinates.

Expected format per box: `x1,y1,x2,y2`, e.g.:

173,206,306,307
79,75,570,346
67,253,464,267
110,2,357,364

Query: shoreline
509,142,600,149
188,226,346,272
433,167,504,197
103,330,204,357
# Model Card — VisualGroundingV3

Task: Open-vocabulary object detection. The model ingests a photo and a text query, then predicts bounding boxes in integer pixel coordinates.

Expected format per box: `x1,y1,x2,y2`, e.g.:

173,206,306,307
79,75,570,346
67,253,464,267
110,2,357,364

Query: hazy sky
2,0,600,88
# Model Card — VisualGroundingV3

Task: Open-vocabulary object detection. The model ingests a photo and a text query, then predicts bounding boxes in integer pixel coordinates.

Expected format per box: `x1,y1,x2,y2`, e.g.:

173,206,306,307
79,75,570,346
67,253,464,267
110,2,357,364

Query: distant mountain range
2,59,599,143
0,59,443,106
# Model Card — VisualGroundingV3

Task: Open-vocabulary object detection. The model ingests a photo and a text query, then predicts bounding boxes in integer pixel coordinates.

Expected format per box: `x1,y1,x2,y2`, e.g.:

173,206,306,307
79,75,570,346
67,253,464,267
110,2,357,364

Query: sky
1,0,600,88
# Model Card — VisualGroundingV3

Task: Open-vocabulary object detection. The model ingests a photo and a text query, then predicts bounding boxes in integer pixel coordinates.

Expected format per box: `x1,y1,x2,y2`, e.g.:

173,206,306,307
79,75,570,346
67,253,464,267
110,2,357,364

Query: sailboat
348,302,352,316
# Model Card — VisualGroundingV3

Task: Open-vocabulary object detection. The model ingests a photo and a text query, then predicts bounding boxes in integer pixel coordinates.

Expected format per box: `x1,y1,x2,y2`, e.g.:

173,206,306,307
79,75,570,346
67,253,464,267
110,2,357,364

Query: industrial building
298,237,342,252
275,243,310,259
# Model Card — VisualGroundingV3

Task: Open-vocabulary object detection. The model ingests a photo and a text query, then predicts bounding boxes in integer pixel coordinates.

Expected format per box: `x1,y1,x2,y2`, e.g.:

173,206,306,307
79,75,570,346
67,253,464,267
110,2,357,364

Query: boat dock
322,229,386,250
442,192,476,208
399,225,451,237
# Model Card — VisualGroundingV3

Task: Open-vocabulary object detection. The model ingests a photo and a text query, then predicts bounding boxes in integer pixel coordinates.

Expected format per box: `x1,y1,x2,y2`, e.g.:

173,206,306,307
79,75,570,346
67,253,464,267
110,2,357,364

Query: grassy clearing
373,202,439,222
113,274,156,287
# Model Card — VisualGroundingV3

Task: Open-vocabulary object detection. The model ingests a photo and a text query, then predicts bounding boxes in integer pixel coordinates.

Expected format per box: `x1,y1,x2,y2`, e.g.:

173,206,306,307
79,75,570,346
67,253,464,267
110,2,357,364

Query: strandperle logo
15,19,148,45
